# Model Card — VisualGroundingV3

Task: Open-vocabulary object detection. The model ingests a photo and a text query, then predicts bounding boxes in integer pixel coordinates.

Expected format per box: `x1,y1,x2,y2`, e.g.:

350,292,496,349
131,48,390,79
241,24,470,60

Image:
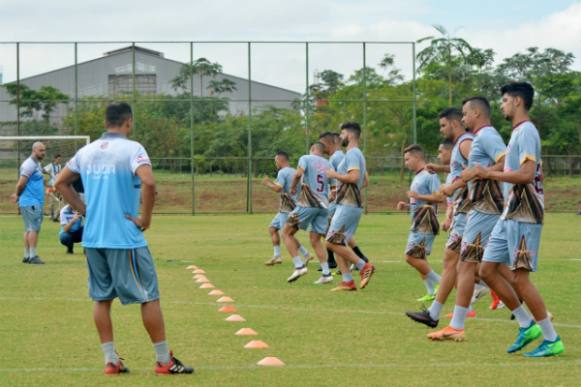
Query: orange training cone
200,283,215,289
235,328,258,336
218,305,237,313
193,274,205,280
208,290,224,296
244,340,269,349
186,265,198,270
195,278,210,284
257,357,285,367
193,269,206,274
225,314,246,322
216,296,234,303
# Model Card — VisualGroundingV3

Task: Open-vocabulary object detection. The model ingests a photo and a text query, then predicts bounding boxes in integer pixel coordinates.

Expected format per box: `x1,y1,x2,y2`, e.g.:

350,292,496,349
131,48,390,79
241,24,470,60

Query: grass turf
0,213,580,386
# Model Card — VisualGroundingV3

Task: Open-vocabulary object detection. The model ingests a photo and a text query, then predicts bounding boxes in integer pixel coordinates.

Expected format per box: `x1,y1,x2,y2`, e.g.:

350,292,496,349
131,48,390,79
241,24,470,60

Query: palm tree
417,25,474,105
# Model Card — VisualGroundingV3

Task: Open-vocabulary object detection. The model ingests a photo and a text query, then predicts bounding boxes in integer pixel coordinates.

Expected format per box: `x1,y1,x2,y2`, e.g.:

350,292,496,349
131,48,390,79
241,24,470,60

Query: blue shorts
287,206,328,235
483,219,542,272
406,231,436,259
328,202,338,218
326,205,363,245
85,247,160,305
270,212,289,230
460,210,500,262
21,205,43,232
445,212,467,252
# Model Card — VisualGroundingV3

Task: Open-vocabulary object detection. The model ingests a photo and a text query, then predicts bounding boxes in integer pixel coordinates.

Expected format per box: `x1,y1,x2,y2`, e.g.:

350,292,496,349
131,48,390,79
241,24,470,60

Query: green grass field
1,213,580,386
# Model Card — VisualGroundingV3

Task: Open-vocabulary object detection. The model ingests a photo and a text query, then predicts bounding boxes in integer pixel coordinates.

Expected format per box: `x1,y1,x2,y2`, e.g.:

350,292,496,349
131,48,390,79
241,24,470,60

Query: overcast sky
1,0,581,92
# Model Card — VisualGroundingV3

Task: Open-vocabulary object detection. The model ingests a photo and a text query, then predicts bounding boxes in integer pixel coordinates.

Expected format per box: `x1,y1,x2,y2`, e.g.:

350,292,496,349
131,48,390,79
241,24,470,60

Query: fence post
305,42,310,153
74,42,79,136
362,42,369,214
246,42,253,214
412,42,417,144
190,41,196,215
16,42,21,173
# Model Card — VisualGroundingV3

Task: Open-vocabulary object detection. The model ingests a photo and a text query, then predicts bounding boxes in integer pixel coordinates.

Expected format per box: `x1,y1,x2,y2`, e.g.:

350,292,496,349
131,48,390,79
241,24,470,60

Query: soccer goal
0,135,90,215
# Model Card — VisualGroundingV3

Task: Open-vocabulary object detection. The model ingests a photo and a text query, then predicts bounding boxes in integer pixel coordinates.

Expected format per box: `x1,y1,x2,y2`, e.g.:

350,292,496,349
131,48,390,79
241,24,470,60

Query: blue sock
273,245,281,257
320,262,330,276
342,272,353,282
355,259,366,270
292,256,303,269
450,305,468,330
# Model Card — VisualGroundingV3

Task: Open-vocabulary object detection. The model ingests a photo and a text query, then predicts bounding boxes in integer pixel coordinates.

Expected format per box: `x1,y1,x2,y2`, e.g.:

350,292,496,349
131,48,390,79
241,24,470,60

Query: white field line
1,296,581,330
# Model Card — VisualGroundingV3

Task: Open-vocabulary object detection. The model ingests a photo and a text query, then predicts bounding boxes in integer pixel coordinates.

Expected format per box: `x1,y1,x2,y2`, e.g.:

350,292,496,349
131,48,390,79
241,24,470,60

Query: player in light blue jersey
326,122,376,291
56,102,193,375
397,144,444,300
11,142,47,264
428,96,507,342
474,82,563,357
262,150,311,266
282,142,332,284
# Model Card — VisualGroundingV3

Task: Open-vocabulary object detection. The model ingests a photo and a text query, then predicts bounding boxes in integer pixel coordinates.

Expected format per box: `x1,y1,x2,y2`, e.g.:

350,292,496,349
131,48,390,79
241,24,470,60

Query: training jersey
468,125,507,215
336,147,366,208
328,150,345,190
448,132,474,210
67,132,152,249
296,154,330,208
43,162,62,187
18,157,45,208
59,205,83,234
275,166,298,212
502,121,544,224
409,169,440,219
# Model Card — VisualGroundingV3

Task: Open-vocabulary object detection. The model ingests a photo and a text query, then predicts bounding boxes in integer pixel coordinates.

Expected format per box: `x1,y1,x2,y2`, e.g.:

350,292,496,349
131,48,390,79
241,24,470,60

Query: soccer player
319,132,369,270
43,153,62,221
55,102,193,375
475,82,564,357
10,142,47,264
59,203,84,254
282,142,331,284
427,96,506,341
262,151,311,266
326,122,375,291
406,108,474,324
397,144,444,301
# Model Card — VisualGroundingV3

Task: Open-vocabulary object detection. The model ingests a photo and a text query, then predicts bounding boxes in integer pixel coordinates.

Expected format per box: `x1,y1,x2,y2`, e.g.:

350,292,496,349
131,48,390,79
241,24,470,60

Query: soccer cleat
287,267,308,283
416,293,436,302
507,322,542,353
66,246,74,254
331,280,357,291
446,310,476,319
28,256,45,265
427,326,465,341
302,255,314,267
314,275,333,285
22,256,29,264
405,308,439,328
359,263,375,289
155,352,194,375
264,256,282,266
104,359,129,375
471,285,488,304
523,337,565,357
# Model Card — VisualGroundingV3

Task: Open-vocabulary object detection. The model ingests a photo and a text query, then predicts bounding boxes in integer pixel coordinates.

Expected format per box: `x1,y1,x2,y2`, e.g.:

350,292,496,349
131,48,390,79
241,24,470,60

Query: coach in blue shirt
11,142,47,264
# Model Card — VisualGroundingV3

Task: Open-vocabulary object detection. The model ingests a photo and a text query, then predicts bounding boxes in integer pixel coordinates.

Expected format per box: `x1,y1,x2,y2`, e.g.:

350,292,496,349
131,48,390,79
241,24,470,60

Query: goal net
0,135,90,215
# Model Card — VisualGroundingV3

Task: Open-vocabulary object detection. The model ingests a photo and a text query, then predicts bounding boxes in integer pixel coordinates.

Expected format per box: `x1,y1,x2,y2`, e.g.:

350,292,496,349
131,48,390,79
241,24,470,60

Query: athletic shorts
287,206,328,235
483,219,542,272
21,205,43,232
445,212,467,252
326,204,363,245
406,231,436,259
270,212,289,230
85,247,160,305
327,202,338,219
460,210,500,263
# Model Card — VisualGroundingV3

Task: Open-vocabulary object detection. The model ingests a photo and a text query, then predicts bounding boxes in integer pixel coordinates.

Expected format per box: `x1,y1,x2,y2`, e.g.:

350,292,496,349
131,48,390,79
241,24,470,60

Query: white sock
320,262,330,276
299,245,309,258
154,341,171,364
537,317,558,342
450,305,468,330
426,271,441,286
292,256,303,269
101,342,119,365
273,245,281,257
428,301,443,321
423,278,435,295
29,247,37,257
24,248,30,258
512,304,534,329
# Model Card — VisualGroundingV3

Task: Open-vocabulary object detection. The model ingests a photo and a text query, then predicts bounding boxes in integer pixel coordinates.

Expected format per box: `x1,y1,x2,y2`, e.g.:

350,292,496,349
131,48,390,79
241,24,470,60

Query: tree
171,57,237,96
4,84,69,124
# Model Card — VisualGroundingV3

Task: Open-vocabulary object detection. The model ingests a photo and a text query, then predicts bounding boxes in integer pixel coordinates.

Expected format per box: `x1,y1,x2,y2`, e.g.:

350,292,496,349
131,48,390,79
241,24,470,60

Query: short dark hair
500,82,534,111
403,144,424,159
105,102,133,127
462,96,491,117
54,154,62,159
440,139,454,150
311,142,325,153
276,150,289,161
318,131,335,141
439,107,462,121
340,122,361,138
